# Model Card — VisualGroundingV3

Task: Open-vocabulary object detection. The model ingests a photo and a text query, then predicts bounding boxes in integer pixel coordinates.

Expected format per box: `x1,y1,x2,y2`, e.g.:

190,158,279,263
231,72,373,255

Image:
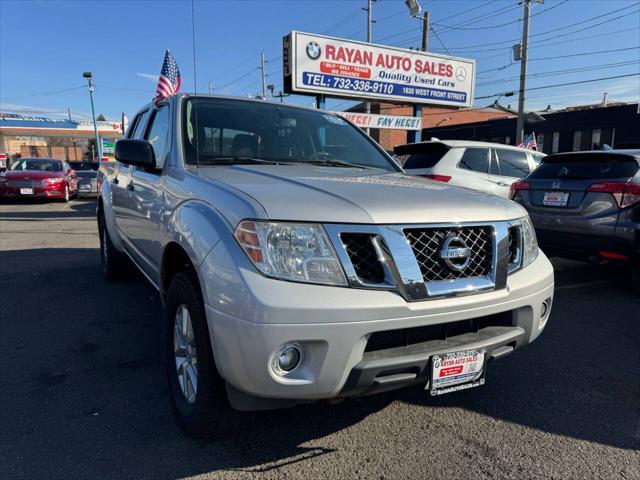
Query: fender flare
162,200,232,300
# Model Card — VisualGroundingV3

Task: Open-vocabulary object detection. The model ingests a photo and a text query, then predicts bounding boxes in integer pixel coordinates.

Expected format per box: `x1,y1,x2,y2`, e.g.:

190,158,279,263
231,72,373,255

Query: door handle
127,183,135,192
497,182,510,187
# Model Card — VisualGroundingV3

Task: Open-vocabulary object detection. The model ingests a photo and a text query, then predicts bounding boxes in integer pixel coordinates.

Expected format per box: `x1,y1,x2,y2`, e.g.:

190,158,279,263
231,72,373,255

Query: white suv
396,140,545,198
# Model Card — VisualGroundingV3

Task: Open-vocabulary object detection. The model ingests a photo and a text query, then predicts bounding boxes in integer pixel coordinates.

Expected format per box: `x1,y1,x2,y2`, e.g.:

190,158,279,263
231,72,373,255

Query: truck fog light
539,297,552,330
273,344,302,375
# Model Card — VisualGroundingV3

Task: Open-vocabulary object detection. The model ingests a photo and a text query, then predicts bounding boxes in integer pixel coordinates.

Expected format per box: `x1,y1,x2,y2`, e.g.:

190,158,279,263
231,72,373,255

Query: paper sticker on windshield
324,115,346,125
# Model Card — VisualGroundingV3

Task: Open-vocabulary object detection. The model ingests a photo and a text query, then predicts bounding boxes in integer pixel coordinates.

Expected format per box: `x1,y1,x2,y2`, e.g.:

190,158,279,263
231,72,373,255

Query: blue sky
1,0,638,121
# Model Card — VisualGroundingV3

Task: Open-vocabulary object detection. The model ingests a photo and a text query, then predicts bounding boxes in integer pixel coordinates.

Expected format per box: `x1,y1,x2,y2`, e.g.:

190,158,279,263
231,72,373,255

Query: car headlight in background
520,215,539,268
234,221,347,286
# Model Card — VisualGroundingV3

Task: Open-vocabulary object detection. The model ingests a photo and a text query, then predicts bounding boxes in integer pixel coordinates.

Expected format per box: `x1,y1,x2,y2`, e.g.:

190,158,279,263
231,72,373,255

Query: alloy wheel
174,304,198,404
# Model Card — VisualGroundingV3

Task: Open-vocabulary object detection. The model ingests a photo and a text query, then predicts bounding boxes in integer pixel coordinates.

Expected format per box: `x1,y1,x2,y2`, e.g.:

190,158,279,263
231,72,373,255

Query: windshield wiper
296,159,370,169
197,156,293,166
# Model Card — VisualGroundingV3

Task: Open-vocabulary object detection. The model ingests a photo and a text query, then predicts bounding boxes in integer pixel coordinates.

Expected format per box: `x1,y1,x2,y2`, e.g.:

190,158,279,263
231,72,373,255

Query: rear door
490,148,532,197
518,153,640,238
454,147,493,194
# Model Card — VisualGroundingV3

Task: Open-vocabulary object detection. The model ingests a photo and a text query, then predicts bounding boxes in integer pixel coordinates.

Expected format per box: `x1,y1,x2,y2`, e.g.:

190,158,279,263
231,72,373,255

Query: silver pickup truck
98,95,554,437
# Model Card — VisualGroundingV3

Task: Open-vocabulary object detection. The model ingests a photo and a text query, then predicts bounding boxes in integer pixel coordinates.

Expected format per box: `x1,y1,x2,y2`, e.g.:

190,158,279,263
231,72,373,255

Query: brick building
421,102,640,153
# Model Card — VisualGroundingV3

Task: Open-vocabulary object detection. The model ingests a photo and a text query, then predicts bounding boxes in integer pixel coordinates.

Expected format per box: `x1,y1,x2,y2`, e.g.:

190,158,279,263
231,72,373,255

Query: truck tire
98,214,128,281
165,270,233,438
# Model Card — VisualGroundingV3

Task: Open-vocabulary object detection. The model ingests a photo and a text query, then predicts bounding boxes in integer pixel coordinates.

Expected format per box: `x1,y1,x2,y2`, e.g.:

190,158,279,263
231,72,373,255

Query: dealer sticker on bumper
429,349,486,396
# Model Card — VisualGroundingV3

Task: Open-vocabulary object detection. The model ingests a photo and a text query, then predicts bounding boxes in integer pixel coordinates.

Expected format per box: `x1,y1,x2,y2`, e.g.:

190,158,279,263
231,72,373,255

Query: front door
121,104,171,282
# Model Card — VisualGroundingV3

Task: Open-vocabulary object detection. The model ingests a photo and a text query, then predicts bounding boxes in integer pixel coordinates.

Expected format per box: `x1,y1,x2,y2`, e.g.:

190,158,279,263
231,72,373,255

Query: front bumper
0,185,66,199
201,243,554,409
536,228,639,264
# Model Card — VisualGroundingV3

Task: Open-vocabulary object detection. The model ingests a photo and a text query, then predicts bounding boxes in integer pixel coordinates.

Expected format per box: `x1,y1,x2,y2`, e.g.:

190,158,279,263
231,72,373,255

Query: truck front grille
364,312,513,352
341,233,385,284
404,226,493,281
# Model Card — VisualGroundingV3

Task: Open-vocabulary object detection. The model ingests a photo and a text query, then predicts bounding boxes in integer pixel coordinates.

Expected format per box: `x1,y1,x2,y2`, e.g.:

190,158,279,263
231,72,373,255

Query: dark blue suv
510,150,640,290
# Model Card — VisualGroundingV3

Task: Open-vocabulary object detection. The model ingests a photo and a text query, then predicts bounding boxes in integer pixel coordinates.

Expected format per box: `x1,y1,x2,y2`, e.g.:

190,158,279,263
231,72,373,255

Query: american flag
155,50,181,103
517,132,537,150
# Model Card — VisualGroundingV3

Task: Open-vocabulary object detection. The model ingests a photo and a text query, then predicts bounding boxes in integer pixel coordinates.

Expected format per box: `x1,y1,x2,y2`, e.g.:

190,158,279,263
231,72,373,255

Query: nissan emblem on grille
440,235,472,272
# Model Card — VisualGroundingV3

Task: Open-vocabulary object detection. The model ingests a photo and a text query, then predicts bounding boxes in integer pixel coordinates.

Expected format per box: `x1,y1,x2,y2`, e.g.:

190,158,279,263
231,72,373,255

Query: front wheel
165,271,233,438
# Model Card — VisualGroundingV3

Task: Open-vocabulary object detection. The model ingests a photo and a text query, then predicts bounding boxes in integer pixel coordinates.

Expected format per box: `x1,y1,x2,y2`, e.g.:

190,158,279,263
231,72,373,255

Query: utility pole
364,0,373,134
67,107,72,121
208,81,213,94
515,0,531,145
82,72,101,161
421,11,429,50
408,10,428,144
260,52,267,100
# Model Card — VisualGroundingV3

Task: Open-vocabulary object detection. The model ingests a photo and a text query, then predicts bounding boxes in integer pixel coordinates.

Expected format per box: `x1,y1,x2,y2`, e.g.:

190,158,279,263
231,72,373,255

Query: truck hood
196,165,527,224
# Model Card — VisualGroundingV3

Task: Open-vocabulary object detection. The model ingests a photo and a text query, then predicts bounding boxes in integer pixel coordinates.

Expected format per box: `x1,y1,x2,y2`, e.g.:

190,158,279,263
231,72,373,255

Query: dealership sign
336,112,422,130
283,31,475,107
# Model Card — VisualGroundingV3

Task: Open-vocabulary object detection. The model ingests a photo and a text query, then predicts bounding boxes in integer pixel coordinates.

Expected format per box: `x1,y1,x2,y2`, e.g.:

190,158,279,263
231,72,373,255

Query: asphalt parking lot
1,199,638,480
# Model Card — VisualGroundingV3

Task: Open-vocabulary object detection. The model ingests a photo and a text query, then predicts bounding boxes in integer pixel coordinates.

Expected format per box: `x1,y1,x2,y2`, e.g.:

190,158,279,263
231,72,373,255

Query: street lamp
404,0,422,16
82,71,101,161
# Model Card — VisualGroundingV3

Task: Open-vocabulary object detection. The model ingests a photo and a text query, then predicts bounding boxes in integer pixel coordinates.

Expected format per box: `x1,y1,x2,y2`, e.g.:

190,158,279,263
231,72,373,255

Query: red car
0,158,79,202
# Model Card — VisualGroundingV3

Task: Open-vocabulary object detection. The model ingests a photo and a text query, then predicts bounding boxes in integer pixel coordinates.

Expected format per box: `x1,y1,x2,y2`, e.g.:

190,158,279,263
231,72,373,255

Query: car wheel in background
165,270,234,438
98,214,128,281
632,266,640,292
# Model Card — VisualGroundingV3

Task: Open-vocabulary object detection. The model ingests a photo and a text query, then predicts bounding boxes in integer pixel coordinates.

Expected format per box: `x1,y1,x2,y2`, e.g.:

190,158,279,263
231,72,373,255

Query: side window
458,148,489,173
126,114,141,138
145,106,170,168
495,149,530,178
489,149,500,175
133,110,152,140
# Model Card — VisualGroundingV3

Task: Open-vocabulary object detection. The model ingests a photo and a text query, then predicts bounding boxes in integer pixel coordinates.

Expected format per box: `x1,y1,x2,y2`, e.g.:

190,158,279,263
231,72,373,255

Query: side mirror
115,139,157,169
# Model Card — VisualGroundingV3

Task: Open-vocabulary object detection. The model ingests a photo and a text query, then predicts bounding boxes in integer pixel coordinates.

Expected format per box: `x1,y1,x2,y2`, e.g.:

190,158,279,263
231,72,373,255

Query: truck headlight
234,221,347,286
521,215,539,268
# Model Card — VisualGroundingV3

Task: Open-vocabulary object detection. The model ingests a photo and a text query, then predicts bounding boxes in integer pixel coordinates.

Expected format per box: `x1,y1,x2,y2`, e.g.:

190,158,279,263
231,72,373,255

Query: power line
528,46,640,62
435,0,495,24
435,3,522,35
474,73,640,100
478,46,640,75
430,26,451,55
432,0,569,32
1,86,86,102
477,60,640,87
431,2,639,52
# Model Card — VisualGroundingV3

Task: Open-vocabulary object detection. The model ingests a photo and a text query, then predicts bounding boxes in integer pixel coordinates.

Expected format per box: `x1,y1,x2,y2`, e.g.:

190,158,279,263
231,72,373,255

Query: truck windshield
182,97,398,171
